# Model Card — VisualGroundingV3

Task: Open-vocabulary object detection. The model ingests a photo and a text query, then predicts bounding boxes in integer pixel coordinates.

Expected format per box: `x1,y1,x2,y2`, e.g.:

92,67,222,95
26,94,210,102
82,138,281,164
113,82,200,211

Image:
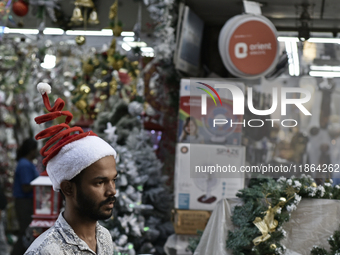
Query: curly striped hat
35,83,116,191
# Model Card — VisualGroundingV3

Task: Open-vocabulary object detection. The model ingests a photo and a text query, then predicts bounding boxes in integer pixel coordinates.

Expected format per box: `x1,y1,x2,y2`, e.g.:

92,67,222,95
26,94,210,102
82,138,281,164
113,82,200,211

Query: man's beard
75,187,116,221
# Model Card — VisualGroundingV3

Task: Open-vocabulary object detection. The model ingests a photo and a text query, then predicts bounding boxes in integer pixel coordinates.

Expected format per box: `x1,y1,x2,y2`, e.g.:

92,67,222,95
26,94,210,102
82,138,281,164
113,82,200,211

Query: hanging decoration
69,0,100,45
29,0,59,22
11,0,28,17
108,0,122,37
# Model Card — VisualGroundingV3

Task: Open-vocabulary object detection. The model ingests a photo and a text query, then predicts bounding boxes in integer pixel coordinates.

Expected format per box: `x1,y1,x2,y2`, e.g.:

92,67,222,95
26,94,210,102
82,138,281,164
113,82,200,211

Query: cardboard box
174,143,245,210
172,209,212,235
177,79,245,146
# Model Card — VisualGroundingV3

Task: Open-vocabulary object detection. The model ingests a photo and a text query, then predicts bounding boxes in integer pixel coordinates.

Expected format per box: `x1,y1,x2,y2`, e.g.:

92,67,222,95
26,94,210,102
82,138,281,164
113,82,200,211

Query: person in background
0,184,9,255
12,138,39,255
179,116,204,143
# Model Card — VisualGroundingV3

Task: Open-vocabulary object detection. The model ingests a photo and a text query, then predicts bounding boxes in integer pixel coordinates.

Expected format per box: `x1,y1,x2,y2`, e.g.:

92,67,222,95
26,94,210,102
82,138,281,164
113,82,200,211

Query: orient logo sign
219,14,279,78
229,20,277,75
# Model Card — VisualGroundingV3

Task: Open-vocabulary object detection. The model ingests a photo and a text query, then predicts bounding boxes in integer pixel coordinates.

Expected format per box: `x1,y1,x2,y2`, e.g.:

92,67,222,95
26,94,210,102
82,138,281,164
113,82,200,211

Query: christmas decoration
29,0,59,22
108,0,122,37
11,0,28,17
93,98,174,254
310,227,340,254
189,175,339,255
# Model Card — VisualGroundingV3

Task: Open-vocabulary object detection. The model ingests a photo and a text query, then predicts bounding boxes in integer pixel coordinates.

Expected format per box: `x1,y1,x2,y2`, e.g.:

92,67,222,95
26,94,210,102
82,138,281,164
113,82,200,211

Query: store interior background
2,0,340,254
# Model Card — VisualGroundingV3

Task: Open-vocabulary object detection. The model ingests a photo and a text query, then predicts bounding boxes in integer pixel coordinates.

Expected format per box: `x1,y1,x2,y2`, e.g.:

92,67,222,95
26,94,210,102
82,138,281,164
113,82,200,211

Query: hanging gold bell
88,9,100,25
75,0,94,8
71,6,84,24
109,1,118,20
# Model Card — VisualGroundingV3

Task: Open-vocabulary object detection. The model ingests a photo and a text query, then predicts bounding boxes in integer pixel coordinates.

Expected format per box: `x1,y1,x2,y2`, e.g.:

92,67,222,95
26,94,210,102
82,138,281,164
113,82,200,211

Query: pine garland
311,227,340,255
225,175,340,255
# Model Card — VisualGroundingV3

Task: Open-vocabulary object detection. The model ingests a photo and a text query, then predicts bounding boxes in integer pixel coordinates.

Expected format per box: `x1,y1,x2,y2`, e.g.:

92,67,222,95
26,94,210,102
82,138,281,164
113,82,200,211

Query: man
25,83,117,254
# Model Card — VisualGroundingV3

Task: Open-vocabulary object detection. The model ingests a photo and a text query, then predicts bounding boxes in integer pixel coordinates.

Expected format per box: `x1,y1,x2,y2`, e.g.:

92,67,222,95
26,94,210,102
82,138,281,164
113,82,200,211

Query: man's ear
60,181,74,198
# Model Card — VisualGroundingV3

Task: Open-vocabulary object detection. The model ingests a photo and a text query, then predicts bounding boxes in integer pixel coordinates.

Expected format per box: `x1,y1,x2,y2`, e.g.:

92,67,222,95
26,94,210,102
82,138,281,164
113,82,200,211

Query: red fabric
35,91,97,166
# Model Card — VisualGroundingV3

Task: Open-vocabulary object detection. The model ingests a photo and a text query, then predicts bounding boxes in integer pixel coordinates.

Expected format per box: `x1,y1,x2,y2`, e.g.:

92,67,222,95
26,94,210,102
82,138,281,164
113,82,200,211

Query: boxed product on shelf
174,143,245,211
177,78,245,146
172,209,212,235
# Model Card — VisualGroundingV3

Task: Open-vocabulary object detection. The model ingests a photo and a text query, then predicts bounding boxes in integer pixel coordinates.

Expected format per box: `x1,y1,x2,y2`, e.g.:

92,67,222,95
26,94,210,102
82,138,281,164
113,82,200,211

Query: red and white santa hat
35,83,116,191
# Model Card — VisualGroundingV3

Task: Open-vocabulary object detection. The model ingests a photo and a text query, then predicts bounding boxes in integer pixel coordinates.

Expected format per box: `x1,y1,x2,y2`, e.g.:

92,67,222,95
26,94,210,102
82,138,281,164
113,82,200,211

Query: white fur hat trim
47,136,116,191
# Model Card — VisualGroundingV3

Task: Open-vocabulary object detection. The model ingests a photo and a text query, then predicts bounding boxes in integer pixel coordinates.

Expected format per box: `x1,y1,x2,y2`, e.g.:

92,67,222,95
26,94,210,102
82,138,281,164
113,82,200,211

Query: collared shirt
24,212,114,255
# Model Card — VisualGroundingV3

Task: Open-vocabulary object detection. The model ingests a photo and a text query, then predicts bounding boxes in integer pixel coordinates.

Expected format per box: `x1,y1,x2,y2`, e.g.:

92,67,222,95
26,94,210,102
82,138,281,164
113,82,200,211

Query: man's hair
16,138,38,161
59,169,84,200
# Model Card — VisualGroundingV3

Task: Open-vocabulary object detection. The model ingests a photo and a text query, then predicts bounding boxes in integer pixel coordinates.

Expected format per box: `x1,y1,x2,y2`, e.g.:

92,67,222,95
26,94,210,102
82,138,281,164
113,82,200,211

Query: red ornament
12,0,29,17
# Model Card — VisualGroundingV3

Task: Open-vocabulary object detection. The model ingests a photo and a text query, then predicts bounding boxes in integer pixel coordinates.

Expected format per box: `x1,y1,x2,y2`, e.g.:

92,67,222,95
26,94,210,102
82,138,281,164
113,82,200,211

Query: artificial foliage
94,98,173,255
310,227,340,255
187,175,340,255
225,175,339,255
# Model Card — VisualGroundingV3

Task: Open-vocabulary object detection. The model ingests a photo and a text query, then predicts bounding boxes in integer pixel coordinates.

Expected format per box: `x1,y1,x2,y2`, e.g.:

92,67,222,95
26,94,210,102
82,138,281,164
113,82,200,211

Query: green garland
226,175,340,255
311,227,340,254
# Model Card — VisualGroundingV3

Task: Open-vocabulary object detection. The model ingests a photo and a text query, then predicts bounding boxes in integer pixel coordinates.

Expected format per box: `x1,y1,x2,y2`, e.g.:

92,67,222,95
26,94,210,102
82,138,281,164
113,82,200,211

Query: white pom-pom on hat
37,83,52,95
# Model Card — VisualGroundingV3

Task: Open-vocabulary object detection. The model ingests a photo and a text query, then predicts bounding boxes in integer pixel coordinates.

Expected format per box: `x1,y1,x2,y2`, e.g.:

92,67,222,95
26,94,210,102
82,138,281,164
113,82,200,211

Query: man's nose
106,181,116,196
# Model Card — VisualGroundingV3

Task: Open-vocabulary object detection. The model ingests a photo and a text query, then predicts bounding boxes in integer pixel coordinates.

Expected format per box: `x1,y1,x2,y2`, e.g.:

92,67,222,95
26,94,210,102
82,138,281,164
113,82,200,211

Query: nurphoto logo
197,82,312,128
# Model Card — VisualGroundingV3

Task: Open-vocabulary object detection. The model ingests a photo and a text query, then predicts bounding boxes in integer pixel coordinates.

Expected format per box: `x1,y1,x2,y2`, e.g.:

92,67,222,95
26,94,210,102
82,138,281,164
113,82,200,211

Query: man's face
74,155,118,221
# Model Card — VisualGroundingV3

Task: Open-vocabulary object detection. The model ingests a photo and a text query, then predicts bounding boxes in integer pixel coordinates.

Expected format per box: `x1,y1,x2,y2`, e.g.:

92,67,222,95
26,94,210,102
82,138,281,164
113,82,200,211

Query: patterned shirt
24,212,114,255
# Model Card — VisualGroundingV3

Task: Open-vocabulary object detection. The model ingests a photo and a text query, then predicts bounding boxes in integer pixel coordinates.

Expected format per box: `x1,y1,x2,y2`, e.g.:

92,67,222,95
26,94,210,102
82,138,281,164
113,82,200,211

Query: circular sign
219,14,279,79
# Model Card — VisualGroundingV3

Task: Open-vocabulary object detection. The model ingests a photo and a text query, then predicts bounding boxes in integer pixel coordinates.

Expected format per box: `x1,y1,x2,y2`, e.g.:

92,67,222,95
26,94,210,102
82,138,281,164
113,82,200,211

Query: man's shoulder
24,226,64,255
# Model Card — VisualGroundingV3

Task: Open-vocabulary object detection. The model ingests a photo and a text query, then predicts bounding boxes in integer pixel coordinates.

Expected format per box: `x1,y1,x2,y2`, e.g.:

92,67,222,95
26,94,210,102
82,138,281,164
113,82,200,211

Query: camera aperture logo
197,82,312,128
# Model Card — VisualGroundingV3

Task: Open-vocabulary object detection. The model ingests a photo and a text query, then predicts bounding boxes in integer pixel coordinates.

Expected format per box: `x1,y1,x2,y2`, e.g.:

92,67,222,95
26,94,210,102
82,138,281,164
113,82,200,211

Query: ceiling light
277,37,299,42
43,28,64,35
4,27,39,34
65,29,113,36
121,43,131,51
123,37,134,42
309,71,340,77
127,41,147,47
310,65,340,71
121,31,135,37
308,38,340,43
140,47,154,53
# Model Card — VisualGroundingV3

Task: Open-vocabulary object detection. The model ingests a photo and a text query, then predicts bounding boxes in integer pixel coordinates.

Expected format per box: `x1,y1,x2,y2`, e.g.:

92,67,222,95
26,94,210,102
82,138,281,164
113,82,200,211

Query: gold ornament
75,0,94,8
101,70,108,76
94,82,101,88
80,84,91,94
109,1,118,20
93,58,100,67
88,9,100,25
99,94,108,100
109,78,117,87
75,35,86,46
285,186,298,197
83,62,94,74
110,87,117,95
70,6,84,24
76,99,87,111
112,25,122,37
270,244,277,250
18,79,24,85
100,82,108,88
111,59,119,70
253,197,287,246
311,182,317,187
117,59,124,69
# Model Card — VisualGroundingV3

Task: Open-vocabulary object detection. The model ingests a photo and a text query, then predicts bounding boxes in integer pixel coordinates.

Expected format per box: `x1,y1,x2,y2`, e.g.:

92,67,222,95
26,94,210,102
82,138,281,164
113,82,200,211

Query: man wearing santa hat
25,83,117,255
